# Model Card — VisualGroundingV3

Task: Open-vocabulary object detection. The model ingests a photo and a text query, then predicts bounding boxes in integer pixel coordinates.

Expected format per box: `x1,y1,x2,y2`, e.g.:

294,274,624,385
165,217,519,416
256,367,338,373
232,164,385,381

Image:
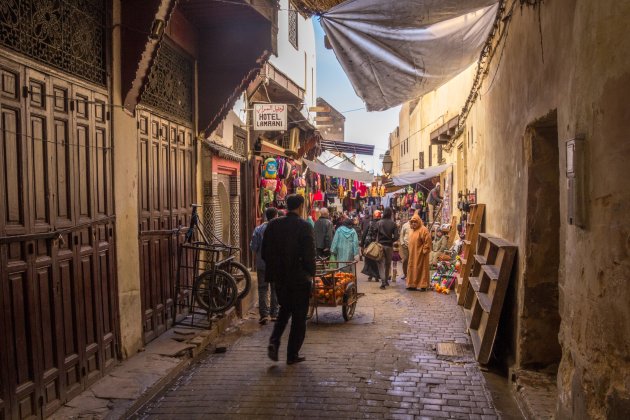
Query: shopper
262,194,316,365
331,218,360,271
376,207,399,289
250,207,279,325
313,207,333,258
361,210,381,281
406,212,431,291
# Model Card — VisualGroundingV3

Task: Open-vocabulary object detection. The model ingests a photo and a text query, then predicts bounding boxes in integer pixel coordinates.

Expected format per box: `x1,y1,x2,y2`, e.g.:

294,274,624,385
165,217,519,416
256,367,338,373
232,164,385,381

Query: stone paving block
133,273,502,419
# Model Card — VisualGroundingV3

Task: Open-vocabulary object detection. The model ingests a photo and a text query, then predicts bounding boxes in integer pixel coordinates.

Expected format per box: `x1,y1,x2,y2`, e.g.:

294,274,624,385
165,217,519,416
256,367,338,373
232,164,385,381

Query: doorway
218,182,231,243
521,110,562,368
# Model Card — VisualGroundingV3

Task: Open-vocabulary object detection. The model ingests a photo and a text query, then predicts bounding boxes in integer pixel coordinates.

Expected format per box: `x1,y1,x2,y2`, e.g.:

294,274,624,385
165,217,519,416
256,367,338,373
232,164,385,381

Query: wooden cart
307,260,363,322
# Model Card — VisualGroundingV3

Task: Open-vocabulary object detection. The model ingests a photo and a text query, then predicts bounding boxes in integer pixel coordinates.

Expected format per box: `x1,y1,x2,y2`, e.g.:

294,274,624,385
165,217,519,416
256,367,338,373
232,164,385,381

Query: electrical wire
1,128,114,150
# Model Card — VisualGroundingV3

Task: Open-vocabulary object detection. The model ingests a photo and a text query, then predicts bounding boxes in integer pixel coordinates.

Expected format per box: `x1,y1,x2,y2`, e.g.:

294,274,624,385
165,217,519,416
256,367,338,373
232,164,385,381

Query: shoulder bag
364,224,384,261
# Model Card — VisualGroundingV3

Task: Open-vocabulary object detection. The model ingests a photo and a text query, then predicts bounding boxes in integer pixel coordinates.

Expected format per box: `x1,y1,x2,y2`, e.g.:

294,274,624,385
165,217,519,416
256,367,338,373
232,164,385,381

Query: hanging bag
364,223,384,261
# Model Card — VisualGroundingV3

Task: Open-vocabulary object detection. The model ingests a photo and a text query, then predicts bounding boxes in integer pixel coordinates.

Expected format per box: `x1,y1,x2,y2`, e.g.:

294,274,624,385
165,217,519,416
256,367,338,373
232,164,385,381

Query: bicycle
183,204,251,313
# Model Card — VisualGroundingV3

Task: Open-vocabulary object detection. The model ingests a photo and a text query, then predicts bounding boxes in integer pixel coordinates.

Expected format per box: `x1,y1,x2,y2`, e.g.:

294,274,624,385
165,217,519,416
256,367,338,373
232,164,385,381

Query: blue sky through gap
313,19,400,175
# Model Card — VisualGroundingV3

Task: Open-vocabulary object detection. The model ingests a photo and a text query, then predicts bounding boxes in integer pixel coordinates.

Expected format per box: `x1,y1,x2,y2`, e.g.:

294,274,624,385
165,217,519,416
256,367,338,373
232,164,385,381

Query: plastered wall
462,0,630,417
111,0,143,357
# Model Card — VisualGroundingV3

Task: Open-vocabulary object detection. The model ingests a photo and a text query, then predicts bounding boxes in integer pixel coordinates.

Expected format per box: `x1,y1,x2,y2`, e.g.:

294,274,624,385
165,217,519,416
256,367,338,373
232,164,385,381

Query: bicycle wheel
223,261,252,300
194,269,238,313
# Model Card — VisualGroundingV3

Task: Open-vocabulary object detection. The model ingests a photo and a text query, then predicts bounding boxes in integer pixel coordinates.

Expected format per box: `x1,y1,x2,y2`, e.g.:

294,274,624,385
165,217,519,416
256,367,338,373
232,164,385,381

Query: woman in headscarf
331,218,360,272
406,212,432,291
361,210,382,281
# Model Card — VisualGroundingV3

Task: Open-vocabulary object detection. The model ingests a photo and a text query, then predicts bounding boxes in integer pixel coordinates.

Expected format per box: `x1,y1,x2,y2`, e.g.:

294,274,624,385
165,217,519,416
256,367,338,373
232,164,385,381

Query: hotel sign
254,103,288,131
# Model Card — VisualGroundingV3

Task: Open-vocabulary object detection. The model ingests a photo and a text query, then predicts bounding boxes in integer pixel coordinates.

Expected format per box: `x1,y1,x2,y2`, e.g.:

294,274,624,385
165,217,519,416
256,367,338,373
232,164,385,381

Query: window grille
0,0,107,85
288,2,298,49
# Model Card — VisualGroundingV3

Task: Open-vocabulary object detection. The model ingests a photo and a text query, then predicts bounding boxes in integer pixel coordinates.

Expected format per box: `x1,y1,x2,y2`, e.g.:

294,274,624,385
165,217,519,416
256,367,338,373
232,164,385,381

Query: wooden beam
309,106,331,113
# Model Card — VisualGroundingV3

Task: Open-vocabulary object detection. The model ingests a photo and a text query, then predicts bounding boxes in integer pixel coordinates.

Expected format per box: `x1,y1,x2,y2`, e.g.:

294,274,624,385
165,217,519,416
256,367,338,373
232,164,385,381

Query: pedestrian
406,212,431,291
250,207,279,325
262,194,316,365
342,191,354,213
427,182,442,226
331,218,360,272
399,218,411,281
391,241,401,282
361,210,381,281
313,207,333,258
376,207,399,290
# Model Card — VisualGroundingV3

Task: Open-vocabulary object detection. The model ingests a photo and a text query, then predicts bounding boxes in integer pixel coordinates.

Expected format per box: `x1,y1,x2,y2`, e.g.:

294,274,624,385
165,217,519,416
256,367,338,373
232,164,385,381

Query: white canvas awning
320,0,499,111
304,156,374,183
392,164,452,186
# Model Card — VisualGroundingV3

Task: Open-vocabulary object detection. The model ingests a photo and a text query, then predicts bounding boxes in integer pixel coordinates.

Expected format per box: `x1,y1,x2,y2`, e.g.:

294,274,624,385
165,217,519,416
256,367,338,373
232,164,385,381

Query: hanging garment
263,157,278,179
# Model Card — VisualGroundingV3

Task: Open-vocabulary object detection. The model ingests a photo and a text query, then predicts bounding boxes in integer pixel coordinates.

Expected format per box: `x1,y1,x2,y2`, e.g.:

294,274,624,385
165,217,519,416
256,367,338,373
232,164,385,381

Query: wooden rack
461,233,516,364
456,203,485,305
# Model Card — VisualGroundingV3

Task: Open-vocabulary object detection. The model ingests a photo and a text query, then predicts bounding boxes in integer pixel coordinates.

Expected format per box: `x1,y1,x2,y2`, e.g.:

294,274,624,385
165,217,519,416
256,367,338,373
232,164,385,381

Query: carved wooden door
0,56,118,419
138,110,194,343
137,39,194,344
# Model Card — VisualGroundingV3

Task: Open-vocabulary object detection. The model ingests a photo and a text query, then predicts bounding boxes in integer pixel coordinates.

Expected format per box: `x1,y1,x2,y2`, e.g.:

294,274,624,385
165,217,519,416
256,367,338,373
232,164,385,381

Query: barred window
288,2,298,50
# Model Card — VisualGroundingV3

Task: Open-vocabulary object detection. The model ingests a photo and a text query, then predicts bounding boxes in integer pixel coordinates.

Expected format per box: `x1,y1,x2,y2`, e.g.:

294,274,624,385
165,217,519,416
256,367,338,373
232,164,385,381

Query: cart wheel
342,282,357,321
306,293,316,320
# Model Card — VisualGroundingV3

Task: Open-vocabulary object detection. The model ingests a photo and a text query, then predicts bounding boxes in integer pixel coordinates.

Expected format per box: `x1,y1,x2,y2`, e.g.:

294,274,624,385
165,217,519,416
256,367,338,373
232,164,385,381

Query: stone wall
461,0,630,417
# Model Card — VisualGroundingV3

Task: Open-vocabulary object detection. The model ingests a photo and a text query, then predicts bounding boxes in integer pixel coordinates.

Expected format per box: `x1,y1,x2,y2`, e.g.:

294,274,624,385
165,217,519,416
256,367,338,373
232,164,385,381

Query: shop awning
392,163,452,186
303,158,374,183
320,0,499,111
320,140,375,155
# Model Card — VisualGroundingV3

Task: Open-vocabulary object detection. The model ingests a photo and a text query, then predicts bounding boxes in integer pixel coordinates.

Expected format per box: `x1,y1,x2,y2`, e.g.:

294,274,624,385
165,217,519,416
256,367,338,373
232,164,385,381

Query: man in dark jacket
313,207,333,257
262,194,316,365
376,207,400,289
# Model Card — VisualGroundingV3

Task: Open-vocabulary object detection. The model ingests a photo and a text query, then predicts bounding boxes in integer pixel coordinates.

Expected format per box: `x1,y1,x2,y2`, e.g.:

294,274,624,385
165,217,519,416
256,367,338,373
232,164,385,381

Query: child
392,241,402,282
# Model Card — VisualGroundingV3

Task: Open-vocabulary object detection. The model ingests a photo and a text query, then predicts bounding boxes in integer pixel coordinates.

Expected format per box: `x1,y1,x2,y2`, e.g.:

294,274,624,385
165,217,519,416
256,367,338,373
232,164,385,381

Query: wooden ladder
462,233,517,364
456,203,485,305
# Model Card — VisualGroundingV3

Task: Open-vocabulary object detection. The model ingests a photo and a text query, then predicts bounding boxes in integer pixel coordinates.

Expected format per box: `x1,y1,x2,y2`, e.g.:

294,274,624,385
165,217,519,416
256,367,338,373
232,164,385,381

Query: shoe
259,316,268,325
287,356,306,365
379,285,386,290
368,277,373,282
406,287,417,291
267,343,279,362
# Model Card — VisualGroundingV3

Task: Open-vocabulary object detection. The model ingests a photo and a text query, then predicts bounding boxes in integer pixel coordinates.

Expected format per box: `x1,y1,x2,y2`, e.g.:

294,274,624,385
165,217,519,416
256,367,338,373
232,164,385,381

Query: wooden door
0,56,118,419
138,110,194,343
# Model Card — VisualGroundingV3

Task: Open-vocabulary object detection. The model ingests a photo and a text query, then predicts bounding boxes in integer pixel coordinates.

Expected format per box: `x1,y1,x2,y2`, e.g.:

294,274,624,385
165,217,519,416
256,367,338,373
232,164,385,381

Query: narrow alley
133,266,515,419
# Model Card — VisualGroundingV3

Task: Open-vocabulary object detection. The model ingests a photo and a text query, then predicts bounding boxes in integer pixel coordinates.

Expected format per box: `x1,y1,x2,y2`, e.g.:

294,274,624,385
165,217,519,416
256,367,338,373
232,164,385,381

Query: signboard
254,103,287,131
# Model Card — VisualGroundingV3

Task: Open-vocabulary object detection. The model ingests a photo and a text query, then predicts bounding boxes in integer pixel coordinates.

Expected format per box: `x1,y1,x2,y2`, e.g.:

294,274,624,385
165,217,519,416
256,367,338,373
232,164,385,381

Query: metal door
0,57,118,419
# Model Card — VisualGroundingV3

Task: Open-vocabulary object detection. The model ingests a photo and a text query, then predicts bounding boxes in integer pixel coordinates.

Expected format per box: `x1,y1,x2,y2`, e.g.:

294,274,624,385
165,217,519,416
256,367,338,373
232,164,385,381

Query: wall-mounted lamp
382,150,393,175
149,19,165,40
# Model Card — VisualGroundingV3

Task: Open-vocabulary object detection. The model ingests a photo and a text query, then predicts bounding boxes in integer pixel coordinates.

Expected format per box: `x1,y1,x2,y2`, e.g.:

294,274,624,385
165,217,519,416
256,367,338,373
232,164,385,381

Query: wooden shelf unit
462,234,516,364
456,203,485,305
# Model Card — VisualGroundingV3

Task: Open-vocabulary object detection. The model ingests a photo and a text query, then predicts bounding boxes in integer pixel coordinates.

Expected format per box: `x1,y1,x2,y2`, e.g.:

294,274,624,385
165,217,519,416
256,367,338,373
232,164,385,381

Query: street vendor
430,228,449,266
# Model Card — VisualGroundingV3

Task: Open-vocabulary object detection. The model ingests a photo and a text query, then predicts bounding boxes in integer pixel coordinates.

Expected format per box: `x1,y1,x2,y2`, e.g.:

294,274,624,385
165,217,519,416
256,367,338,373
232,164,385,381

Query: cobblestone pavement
136,267,504,419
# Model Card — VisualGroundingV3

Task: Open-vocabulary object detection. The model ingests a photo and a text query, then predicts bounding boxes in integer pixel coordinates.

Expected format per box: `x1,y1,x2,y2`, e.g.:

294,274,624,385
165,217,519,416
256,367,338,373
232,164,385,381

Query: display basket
308,259,363,322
